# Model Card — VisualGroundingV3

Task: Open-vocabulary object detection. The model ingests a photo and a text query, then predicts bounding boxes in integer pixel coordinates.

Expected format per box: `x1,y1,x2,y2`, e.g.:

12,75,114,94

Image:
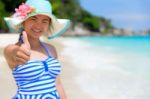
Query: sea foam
61,37,150,99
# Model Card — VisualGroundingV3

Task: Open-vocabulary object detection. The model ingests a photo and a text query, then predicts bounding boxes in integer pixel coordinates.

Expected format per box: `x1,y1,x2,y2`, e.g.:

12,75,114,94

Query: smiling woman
3,0,70,99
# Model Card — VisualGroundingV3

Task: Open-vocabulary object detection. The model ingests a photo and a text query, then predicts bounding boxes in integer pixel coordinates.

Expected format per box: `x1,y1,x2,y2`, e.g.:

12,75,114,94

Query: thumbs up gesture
21,31,31,51
14,31,31,65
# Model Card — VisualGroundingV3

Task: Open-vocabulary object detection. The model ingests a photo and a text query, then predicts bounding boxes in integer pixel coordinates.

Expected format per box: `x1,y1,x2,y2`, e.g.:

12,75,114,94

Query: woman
4,0,70,99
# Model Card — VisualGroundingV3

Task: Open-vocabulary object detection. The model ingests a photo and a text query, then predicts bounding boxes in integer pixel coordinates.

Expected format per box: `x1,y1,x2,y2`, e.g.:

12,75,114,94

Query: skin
4,15,67,99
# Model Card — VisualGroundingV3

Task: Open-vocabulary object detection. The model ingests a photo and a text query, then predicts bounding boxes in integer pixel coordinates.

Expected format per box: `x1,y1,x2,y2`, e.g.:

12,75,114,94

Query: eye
31,17,36,21
43,20,49,24
29,16,37,21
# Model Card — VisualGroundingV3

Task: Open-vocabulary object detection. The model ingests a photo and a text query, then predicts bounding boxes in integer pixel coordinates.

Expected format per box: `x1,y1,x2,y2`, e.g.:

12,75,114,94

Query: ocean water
61,36,150,99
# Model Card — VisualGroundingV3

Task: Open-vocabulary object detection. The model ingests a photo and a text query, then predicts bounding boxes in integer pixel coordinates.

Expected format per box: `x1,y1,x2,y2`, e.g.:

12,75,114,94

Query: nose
32,21,42,29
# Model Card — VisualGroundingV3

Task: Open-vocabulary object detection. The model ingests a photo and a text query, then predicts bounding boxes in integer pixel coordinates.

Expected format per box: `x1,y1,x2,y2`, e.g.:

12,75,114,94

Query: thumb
22,31,30,50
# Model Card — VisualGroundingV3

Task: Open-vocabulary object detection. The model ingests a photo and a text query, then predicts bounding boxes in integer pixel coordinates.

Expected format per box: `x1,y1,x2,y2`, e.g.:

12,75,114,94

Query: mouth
31,29,42,34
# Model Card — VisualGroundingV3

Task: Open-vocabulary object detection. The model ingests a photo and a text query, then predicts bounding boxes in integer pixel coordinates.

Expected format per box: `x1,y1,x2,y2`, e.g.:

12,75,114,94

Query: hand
14,31,31,65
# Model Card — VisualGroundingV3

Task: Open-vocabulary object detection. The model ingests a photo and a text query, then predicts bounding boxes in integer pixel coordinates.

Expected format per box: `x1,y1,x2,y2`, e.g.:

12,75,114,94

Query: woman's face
23,15,50,39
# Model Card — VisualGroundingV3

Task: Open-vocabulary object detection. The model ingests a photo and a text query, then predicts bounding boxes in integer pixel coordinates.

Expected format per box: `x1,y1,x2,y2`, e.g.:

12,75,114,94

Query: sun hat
4,0,70,39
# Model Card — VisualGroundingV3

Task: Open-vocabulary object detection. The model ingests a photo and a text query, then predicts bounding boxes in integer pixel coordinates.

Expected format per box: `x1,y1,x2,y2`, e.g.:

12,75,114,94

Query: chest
13,57,62,80
30,50,48,61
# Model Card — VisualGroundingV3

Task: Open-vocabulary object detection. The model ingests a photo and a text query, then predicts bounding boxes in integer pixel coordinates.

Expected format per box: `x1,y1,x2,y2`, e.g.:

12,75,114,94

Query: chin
33,32,43,38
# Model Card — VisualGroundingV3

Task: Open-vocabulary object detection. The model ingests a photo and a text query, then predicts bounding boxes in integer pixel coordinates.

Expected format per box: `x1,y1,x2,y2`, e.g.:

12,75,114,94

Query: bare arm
4,43,30,69
46,43,67,99
4,44,19,69
56,76,67,99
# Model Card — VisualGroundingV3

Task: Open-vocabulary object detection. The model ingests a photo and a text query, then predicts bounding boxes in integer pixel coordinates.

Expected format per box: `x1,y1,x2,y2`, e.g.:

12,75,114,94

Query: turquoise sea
61,36,150,99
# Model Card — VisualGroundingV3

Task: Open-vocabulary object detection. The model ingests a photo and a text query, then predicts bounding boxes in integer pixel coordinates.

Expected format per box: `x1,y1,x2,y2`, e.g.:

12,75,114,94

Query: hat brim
4,13,70,39
48,18,70,39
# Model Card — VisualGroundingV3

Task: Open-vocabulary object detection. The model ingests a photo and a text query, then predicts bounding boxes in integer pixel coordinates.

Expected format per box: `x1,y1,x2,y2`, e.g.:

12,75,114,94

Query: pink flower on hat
14,3,34,19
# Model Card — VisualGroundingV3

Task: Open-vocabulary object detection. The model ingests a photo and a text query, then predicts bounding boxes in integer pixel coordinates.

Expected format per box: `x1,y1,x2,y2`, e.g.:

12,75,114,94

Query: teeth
32,29,41,32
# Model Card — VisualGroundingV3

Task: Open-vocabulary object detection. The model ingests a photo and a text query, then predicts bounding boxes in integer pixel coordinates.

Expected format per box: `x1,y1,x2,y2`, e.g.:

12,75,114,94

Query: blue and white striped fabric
12,43,61,99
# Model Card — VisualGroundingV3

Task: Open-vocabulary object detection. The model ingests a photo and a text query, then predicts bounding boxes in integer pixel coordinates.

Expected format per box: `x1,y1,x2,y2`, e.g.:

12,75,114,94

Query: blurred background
1,0,150,35
0,0,150,99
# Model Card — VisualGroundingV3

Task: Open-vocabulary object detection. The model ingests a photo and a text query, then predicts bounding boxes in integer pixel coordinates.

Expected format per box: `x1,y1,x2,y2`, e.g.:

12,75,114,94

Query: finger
21,31,31,55
16,51,30,61
19,46,31,56
22,31,30,50
15,57,28,65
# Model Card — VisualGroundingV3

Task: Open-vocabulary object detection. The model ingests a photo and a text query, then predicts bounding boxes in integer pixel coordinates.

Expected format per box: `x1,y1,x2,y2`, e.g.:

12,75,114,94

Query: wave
61,37,150,99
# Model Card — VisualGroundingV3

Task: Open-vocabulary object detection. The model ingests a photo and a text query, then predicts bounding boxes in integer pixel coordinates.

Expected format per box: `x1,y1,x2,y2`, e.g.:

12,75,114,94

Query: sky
80,0,150,31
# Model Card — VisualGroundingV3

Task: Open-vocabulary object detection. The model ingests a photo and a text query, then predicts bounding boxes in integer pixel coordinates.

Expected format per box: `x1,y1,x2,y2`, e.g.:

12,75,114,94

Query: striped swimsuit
12,43,61,99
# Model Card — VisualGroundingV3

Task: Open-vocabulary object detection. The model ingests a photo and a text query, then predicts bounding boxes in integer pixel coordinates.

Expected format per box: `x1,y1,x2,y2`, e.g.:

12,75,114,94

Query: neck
28,37,41,50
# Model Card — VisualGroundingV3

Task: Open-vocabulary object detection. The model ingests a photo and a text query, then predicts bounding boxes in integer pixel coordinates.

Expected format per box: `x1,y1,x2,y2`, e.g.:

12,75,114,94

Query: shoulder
43,42,58,59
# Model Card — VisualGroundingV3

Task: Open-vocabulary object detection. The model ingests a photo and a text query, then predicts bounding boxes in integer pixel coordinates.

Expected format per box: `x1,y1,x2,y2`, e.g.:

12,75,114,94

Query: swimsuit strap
40,42,52,57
